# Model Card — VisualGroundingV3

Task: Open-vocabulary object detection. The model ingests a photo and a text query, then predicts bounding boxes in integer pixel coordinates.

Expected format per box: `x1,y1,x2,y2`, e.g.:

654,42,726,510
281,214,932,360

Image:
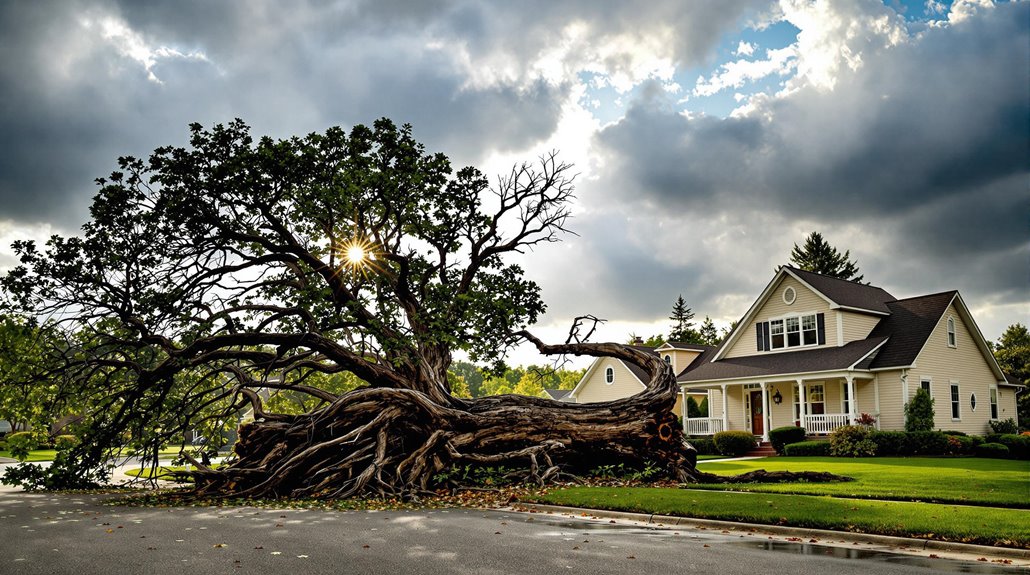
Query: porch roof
678,336,887,384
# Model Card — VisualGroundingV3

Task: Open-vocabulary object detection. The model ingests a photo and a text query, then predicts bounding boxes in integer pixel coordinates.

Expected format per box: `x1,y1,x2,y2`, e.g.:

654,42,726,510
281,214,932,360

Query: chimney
632,336,643,345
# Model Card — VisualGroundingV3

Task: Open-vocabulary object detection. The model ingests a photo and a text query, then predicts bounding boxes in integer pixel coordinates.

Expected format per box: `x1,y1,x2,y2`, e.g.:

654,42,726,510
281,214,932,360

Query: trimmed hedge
829,425,877,457
986,434,1030,460
975,443,1010,459
869,430,908,455
53,435,79,450
686,437,718,456
5,431,37,453
713,431,756,457
783,440,830,456
769,426,807,455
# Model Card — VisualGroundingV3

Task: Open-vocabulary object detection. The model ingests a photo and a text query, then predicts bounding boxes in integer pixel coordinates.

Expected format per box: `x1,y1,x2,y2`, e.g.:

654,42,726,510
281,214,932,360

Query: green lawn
534,486,1030,548
694,457,1029,507
124,464,223,482
0,449,58,462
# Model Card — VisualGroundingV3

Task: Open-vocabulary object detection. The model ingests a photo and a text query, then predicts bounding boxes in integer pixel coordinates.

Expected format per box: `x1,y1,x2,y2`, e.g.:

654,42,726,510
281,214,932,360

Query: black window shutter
764,322,771,351
756,323,764,351
817,313,826,345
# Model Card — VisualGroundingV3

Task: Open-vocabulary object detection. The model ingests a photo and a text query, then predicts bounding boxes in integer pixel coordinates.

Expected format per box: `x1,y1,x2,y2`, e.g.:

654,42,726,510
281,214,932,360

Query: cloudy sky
1,0,1026,366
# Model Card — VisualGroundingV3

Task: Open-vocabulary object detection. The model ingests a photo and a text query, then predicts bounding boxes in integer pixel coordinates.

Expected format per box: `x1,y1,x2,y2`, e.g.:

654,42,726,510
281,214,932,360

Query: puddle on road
728,540,1028,574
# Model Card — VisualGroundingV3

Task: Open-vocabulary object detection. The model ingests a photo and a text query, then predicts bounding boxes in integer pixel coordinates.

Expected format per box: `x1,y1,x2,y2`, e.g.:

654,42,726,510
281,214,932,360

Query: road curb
520,503,1030,561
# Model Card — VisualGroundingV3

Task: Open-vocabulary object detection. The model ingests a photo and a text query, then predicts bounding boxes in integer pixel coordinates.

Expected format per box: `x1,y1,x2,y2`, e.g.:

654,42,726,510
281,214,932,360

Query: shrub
686,437,717,456
53,435,79,450
869,430,909,456
829,425,877,457
783,441,830,456
975,442,1010,459
908,430,950,455
855,412,877,426
904,388,934,431
988,418,1019,435
5,431,38,459
686,397,703,418
713,430,756,457
941,430,967,436
769,426,807,455
945,434,975,455
989,434,1030,460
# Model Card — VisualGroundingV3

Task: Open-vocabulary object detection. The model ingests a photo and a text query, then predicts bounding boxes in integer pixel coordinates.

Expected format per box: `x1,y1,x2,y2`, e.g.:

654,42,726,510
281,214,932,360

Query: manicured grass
697,455,726,461
534,486,1030,548
124,464,223,482
0,449,58,462
694,457,1030,507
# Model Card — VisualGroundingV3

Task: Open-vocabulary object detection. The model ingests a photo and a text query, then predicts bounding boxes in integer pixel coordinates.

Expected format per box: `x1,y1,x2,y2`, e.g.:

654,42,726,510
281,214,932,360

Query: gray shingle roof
786,266,896,314
543,388,572,400
678,337,887,383
866,291,956,369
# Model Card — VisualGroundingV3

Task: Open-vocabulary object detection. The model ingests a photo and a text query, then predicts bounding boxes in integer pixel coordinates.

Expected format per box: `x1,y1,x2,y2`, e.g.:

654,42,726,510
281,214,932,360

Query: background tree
448,361,485,398
697,316,719,346
627,333,665,347
668,295,699,342
789,231,864,282
993,323,1029,427
0,119,702,496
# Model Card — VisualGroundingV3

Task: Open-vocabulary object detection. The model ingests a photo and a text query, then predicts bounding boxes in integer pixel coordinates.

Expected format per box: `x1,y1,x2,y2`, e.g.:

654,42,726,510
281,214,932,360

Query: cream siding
574,358,644,404
997,387,1019,423
856,378,877,420
909,303,1003,434
724,276,835,359
873,370,907,431
664,349,702,376
840,311,881,345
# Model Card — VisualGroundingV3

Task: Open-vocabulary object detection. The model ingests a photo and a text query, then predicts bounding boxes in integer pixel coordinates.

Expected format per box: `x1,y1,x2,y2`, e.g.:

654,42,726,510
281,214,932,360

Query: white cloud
82,15,209,84
693,45,797,97
735,41,757,56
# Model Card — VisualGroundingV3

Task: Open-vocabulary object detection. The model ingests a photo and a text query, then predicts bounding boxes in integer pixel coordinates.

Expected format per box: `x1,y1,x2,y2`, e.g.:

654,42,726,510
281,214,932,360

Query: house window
840,382,850,415
808,384,825,415
920,377,931,397
989,387,998,420
783,286,796,305
947,317,956,347
770,313,819,350
604,367,614,385
793,384,802,422
970,393,977,412
663,354,672,365
950,383,960,420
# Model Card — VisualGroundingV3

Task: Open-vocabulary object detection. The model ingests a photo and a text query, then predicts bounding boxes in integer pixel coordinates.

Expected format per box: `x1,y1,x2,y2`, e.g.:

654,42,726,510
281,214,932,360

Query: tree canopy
789,231,864,282
993,323,1029,427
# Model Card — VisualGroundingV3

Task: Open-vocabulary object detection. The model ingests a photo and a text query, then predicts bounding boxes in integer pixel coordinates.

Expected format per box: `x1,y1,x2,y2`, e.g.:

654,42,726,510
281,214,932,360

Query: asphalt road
0,488,1026,575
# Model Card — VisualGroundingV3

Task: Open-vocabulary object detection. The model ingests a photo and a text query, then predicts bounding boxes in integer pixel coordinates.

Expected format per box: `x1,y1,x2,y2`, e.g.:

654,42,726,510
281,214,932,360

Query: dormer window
663,354,672,365
947,316,956,347
604,366,615,384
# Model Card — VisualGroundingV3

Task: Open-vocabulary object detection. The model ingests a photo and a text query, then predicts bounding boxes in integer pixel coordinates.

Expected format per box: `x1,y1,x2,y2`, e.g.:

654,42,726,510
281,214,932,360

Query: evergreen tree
668,295,698,342
789,231,864,282
904,388,935,432
698,316,719,346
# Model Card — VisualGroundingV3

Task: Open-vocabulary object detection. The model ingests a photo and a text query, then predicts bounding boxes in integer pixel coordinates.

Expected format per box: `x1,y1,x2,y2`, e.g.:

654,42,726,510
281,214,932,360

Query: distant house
565,342,714,418
678,266,1022,440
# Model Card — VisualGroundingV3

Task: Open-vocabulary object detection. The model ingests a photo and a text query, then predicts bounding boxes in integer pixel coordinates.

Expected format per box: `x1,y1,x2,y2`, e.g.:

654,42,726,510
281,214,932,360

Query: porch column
760,382,770,443
720,384,728,433
795,381,803,430
847,375,857,425
680,388,687,432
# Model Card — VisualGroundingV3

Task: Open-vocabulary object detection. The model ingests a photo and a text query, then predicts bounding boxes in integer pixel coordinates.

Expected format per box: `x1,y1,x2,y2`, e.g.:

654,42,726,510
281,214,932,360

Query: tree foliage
668,295,697,342
904,388,935,432
993,323,1029,427
789,231,864,282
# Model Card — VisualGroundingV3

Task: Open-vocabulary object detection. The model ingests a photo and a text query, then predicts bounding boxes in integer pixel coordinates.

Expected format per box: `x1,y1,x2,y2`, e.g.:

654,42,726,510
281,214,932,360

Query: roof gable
568,345,656,398
714,267,896,361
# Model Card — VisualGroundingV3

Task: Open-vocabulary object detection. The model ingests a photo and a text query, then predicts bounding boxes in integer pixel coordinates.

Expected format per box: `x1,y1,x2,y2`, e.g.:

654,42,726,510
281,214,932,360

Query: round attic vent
783,286,797,305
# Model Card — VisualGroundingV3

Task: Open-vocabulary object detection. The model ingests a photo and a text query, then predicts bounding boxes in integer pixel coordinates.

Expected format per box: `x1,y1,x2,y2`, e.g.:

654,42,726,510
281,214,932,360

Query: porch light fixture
772,390,783,404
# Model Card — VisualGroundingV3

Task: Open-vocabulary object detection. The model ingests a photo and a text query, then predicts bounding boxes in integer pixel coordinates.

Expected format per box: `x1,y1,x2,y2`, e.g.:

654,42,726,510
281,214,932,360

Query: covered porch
682,372,878,442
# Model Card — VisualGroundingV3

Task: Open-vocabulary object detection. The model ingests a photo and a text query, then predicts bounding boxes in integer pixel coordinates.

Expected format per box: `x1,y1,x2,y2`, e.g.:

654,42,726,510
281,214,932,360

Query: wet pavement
0,487,1026,575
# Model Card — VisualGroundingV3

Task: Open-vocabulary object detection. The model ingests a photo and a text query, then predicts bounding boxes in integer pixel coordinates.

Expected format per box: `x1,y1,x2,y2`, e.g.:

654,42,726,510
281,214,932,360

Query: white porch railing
804,413,850,435
685,418,725,436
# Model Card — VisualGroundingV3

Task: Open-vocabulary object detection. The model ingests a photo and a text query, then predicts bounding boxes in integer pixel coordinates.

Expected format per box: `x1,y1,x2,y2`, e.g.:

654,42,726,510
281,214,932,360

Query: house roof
542,388,572,400
1003,372,1025,387
784,266,896,314
655,341,712,352
864,291,956,369
679,337,888,383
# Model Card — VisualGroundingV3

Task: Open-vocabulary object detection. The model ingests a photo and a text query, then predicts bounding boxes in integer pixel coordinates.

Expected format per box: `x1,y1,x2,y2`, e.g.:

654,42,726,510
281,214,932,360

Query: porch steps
745,441,777,457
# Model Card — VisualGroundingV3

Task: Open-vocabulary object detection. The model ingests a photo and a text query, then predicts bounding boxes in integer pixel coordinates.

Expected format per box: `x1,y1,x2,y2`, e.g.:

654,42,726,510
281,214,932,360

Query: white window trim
604,366,615,385
989,385,999,421
782,286,796,305
947,316,957,348
919,376,932,397
663,354,672,366
768,311,820,351
949,381,960,421
839,380,850,414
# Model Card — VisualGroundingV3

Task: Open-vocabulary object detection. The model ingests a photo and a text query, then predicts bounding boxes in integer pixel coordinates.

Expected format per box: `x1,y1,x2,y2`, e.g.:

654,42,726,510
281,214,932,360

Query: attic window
604,366,614,385
783,286,796,305
947,316,956,347
663,354,672,365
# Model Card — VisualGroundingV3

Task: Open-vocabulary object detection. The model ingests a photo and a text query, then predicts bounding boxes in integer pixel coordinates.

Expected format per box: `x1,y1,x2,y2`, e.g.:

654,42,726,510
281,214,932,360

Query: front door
749,390,764,436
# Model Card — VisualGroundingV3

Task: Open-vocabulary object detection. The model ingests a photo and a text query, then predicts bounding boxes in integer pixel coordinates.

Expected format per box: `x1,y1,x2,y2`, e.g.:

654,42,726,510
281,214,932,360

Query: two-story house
678,266,1021,440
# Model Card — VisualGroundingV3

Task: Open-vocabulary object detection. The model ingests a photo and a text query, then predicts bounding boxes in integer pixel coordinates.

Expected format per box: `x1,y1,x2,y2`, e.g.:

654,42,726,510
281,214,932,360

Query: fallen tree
1,119,842,497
